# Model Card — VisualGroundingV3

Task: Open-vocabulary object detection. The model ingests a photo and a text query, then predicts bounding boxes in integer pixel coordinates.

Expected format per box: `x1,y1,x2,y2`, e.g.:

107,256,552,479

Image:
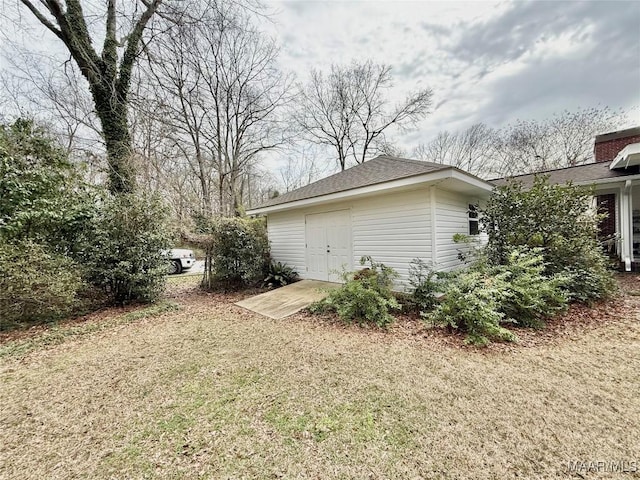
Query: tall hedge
0,240,86,330
482,176,616,301
81,193,172,305
0,119,95,254
187,217,270,290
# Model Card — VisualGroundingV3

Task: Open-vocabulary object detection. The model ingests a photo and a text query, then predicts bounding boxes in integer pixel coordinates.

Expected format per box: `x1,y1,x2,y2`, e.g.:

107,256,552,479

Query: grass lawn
1,275,639,479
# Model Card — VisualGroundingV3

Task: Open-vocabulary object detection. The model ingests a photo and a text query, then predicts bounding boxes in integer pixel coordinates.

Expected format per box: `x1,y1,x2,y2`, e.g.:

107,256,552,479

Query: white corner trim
450,169,495,192
430,186,438,265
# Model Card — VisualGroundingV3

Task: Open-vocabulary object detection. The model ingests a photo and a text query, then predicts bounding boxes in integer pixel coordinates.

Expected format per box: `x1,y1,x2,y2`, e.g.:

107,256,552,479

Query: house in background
493,126,640,271
246,156,493,285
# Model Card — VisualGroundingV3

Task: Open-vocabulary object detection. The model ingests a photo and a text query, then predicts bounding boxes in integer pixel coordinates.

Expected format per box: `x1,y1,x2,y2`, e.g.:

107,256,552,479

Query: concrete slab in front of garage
235,279,340,319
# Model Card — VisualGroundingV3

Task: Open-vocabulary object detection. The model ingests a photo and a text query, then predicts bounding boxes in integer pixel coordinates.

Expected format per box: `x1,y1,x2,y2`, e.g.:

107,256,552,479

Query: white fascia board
450,169,495,192
247,168,494,216
610,143,640,170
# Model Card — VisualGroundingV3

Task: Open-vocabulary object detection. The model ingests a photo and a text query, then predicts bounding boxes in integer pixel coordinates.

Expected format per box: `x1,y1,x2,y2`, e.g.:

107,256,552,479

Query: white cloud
265,0,640,154
2,0,638,175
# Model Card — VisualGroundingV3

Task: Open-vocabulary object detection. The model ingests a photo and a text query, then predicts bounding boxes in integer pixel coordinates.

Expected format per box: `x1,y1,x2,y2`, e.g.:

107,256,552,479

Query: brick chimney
594,126,640,163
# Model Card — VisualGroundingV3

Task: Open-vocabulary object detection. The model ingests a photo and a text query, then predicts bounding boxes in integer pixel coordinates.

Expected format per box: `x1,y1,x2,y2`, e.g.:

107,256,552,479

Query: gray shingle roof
491,161,639,189
254,155,449,209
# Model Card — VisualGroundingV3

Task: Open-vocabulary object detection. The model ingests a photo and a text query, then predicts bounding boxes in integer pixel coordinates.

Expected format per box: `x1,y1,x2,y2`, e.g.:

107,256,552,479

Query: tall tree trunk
18,0,163,195
92,84,136,193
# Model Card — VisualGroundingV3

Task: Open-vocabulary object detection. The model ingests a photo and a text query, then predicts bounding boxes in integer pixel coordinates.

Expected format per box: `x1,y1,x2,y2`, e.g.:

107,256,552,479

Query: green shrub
357,255,399,290
311,257,400,328
82,193,172,305
0,118,96,256
482,176,616,302
427,269,515,346
263,262,299,288
428,249,569,345
452,233,485,264
554,237,617,303
0,240,86,330
197,217,270,289
406,258,441,312
486,249,569,328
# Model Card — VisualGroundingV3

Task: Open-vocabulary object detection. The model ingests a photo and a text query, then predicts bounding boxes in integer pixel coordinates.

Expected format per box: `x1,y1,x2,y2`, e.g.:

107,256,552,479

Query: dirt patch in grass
0,276,638,479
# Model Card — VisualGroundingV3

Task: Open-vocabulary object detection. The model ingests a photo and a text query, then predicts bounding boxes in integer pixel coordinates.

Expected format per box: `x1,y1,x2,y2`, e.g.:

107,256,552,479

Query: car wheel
169,260,182,275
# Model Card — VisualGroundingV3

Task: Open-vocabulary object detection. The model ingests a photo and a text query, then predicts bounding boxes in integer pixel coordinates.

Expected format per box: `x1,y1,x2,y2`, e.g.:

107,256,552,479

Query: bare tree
0,50,102,157
14,0,166,194
493,106,629,176
373,138,407,158
240,162,279,210
413,123,497,177
549,107,628,166
143,15,215,215
413,107,630,179
197,7,292,216
147,1,292,216
294,61,433,171
277,144,330,193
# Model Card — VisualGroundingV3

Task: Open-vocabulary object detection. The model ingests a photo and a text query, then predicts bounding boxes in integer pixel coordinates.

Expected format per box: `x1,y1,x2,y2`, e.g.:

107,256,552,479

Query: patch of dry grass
0,278,639,479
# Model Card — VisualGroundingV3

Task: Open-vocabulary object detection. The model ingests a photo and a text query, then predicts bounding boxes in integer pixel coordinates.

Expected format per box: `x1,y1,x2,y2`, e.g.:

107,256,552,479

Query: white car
166,248,196,274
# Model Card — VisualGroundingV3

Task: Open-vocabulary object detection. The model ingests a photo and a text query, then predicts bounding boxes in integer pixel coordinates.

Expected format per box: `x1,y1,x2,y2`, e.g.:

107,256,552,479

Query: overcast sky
1,0,639,166
265,0,640,149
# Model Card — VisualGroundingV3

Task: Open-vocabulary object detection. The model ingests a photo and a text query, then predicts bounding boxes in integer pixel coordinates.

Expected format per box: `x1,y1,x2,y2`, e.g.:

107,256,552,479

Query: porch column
621,180,633,271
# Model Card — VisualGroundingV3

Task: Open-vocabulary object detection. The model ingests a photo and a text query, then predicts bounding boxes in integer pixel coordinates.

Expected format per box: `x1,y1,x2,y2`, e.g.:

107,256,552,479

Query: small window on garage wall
468,204,479,235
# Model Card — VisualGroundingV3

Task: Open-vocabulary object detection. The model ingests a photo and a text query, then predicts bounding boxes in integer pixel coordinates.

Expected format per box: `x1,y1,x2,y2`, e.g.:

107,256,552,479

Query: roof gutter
574,174,640,187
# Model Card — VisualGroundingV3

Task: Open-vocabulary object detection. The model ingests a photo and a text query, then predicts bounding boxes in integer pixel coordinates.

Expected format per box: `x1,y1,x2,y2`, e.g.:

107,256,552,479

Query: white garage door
305,210,352,282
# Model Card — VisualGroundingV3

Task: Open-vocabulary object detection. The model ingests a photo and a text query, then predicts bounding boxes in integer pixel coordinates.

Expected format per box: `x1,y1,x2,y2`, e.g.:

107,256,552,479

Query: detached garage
246,155,494,285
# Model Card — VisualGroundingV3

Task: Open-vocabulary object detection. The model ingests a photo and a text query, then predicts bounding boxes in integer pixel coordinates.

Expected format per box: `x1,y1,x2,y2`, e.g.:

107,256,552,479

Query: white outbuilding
247,155,494,285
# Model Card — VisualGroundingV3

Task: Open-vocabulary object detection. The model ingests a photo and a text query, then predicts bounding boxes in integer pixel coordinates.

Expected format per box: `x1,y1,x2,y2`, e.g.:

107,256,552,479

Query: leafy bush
263,262,299,288
484,249,569,328
555,237,617,303
0,118,96,255
433,175,615,345
1,120,173,312
406,258,442,312
196,217,270,290
428,249,569,345
82,193,172,305
427,269,515,346
482,176,616,302
310,257,400,327
0,240,86,330
452,233,484,264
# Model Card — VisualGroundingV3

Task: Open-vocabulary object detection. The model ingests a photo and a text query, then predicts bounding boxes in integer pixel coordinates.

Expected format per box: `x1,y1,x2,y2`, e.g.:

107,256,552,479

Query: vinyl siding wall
435,188,474,271
266,209,306,276
350,188,431,285
266,186,479,285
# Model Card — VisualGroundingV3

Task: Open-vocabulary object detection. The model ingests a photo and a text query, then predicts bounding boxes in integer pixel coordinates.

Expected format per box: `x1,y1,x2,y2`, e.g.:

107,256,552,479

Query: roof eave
575,174,640,187
609,143,640,170
247,168,493,216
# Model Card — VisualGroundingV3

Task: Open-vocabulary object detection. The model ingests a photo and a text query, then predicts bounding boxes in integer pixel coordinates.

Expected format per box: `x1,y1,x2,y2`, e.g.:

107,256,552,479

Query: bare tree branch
18,0,64,40
295,60,433,170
